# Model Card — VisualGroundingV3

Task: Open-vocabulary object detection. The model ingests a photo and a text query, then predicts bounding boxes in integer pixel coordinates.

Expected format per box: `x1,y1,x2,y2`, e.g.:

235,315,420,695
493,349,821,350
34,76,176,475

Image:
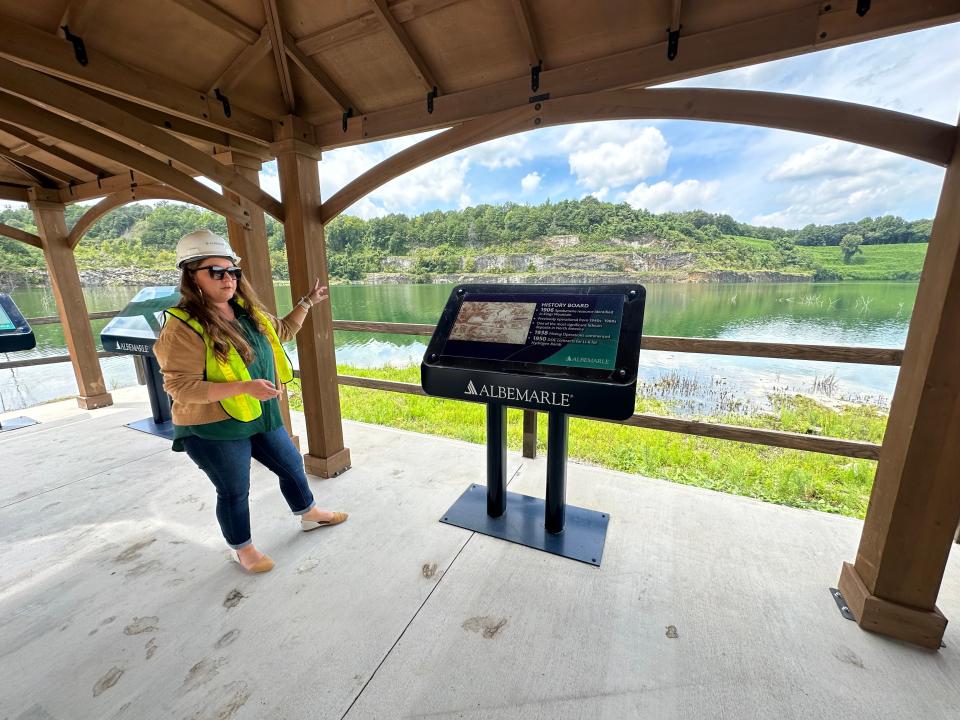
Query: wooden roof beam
0,13,273,144
316,0,960,148
262,0,296,112
208,28,272,96
0,59,284,221
510,0,543,68
368,0,441,94
0,222,41,247
319,88,956,224
168,0,260,44
59,171,154,204
296,0,461,55
0,120,107,177
0,183,30,202
0,93,251,228
0,147,77,186
283,30,358,113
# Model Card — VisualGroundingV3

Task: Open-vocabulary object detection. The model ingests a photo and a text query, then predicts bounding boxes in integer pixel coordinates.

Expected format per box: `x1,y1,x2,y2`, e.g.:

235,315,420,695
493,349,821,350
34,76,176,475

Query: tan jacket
153,308,303,426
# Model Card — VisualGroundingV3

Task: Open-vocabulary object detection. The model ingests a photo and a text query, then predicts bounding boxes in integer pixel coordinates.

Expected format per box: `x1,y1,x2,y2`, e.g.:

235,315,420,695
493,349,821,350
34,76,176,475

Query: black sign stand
424,283,644,567
99,287,179,440
125,356,174,439
440,406,610,566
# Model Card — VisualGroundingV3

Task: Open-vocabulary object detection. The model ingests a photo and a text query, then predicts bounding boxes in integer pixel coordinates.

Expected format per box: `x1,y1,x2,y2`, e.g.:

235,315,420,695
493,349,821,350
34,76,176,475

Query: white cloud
566,126,671,191
751,139,944,227
520,172,542,193
621,179,720,213
766,140,900,181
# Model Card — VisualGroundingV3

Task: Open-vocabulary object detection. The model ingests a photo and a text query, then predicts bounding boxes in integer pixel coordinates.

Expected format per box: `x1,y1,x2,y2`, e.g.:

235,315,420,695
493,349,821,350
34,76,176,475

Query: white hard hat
175,229,241,269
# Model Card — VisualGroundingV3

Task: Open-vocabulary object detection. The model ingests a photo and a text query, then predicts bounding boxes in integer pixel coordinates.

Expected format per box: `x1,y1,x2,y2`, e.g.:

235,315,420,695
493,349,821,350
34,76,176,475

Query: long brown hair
176,260,268,365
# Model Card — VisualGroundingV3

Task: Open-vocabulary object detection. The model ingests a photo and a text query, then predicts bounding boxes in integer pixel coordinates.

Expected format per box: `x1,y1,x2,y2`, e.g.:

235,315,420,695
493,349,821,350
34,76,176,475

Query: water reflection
1,282,917,414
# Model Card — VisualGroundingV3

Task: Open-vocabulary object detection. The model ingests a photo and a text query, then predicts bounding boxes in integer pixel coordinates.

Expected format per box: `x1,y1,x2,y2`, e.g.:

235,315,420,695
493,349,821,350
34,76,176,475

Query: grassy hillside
800,242,927,281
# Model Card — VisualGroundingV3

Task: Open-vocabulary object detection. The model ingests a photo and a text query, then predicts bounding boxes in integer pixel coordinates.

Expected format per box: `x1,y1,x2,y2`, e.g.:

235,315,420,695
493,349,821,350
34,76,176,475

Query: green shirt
171,304,283,451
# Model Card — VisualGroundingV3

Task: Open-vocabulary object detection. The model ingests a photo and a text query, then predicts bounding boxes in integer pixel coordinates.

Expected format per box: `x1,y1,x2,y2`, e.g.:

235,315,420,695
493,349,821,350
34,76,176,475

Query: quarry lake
1,281,918,415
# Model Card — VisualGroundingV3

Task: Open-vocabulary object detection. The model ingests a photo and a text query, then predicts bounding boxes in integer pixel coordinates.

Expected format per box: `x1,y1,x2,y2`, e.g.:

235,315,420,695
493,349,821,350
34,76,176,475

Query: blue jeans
183,427,315,549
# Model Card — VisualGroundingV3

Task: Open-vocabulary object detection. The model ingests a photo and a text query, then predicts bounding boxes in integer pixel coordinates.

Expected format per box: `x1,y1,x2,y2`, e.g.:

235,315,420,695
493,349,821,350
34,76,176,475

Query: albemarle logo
464,380,572,407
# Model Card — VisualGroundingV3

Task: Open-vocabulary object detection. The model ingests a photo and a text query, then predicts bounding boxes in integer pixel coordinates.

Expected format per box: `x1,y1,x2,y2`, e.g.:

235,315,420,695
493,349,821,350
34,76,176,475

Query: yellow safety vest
164,300,293,422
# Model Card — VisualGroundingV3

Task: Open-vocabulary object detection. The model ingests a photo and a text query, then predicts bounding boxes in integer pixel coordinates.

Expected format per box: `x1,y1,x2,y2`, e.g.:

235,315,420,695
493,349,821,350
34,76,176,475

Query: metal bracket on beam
531,60,542,93
342,107,354,133
856,0,871,17
426,86,438,114
61,26,88,66
829,587,856,621
213,88,232,119
667,26,681,61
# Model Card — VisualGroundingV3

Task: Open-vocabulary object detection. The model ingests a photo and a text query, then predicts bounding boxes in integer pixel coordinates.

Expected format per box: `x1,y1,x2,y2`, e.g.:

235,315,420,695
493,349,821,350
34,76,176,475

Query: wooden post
272,116,351,478
28,192,113,410
522,409,537,459
219,150,299,449
838,129,960,649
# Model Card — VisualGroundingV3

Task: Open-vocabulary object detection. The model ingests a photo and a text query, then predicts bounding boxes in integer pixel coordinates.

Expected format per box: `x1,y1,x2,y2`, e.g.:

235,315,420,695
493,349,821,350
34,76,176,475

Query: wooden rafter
0,147,76,185
368,0,440,93
320,88,956,223
0,14,273,144
168,0,260,44
296,0,461,55
0,120,107,177
670,0,683,31
0,93,251,228
0,222,42,248
57,0,97,35
316,1,960,148
208,28,272,96
510,0,543,67
0,183,30,202
262,0,296,112
5,156,58,187
0,59,284,221
59,171,154,204
283,30,357,113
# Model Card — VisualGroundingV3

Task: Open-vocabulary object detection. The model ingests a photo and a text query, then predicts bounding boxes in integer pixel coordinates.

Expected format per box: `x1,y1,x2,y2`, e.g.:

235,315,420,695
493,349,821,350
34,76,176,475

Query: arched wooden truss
321,87,958,223
66,185,204,249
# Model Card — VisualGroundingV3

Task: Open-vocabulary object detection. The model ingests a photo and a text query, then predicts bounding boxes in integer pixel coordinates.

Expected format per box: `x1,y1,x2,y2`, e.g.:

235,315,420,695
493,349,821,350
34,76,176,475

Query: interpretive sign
422,284,646,566
100,286,180,438
422,284,645,421
101,286,179,355
0,293,36,353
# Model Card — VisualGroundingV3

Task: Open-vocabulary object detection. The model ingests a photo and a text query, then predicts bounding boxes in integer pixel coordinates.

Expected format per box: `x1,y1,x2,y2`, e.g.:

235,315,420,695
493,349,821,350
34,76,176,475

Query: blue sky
255,21,960,229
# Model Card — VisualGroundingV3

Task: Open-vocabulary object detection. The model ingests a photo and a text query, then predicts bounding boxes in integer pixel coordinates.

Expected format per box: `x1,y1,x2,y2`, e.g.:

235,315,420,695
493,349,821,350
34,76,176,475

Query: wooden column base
77,392,113,410
303,447,351,479
839,562,947,649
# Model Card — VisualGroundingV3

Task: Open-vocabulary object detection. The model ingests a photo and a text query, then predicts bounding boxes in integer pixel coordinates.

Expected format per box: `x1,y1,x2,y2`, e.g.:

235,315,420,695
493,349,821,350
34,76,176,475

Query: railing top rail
22,313,904,366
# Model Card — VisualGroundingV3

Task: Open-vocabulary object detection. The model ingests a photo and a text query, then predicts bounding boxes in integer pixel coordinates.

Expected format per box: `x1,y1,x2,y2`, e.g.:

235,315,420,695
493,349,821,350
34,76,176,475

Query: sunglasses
191,265,242,281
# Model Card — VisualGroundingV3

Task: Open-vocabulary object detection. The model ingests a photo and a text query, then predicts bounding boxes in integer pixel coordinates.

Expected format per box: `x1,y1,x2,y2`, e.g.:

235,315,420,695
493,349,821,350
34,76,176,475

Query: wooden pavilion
0,0,957,651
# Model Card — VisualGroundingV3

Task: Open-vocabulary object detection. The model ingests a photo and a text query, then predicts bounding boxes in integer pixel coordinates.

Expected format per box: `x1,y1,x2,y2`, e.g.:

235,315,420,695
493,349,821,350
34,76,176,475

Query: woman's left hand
306,278,329,306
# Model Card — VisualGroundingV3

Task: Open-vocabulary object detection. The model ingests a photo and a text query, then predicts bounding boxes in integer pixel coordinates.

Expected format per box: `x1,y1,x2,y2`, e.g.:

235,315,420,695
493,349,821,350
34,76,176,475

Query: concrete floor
2,386,959,720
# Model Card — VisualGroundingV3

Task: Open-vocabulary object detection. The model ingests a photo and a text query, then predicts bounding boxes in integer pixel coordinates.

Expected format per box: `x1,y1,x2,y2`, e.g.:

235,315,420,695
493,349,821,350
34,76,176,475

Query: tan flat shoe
234,552,275,573
301,511,349,532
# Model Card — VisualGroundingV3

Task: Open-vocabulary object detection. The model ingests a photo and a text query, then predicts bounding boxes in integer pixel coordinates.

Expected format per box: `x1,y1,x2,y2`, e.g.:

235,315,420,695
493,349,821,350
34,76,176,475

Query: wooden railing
6,310,895,461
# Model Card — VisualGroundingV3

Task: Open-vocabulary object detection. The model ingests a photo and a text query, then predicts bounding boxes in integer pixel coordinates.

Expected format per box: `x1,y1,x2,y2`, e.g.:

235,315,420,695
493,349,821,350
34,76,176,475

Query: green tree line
0,198,932,281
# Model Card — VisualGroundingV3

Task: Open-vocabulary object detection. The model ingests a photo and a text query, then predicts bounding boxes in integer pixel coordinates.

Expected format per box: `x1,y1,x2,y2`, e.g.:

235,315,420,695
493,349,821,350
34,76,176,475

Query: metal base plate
441,484,609,566
0,416,38,433
126,417,175,440
830,587,856,621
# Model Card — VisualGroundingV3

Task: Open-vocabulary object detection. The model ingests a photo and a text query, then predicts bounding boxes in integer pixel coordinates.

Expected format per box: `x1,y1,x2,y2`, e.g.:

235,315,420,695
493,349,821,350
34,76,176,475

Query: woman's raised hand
244,379,281,400
306,278,328,306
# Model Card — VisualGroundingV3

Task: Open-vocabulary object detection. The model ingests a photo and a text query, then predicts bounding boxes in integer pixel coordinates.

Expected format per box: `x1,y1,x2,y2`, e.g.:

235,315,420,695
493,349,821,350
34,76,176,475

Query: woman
154,229,347,574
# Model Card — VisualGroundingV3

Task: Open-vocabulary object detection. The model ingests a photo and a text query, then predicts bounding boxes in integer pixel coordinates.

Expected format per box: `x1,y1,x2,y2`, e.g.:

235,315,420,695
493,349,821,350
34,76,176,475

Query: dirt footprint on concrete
124,616,159,635
421,563,438,578
181,657,226,692
223,589,245,609
145,637,159,660
115,538,156,563
214,629,240,649
93,667,124,697
462,616,508,639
